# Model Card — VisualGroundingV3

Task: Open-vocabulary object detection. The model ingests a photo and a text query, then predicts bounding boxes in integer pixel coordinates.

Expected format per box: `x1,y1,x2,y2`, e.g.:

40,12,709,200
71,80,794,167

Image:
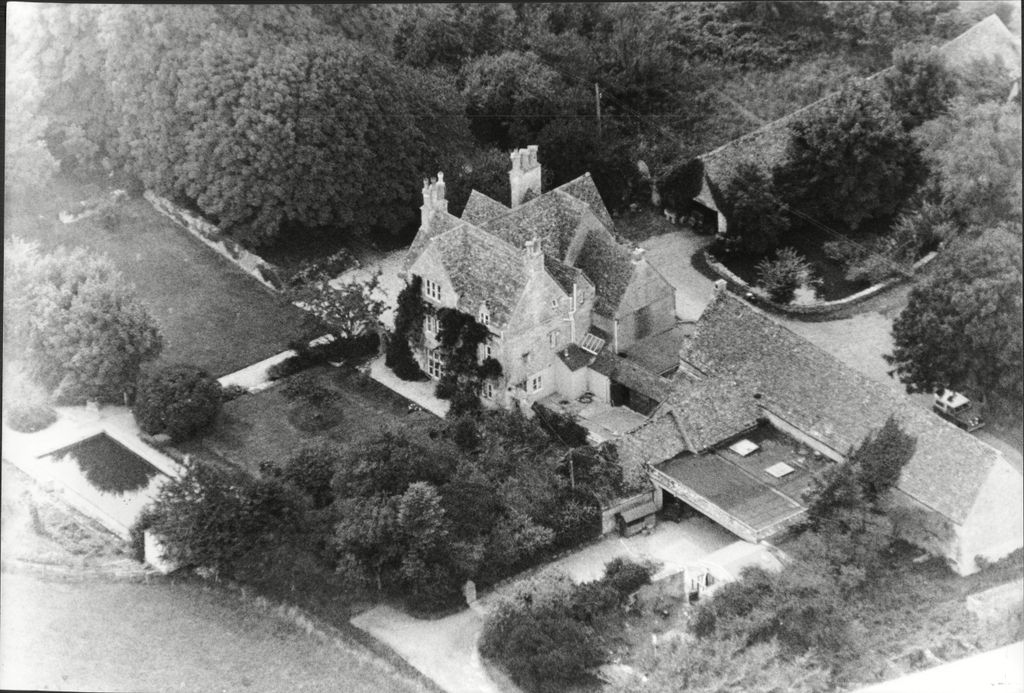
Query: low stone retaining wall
144,191,287,292
704,250,939,316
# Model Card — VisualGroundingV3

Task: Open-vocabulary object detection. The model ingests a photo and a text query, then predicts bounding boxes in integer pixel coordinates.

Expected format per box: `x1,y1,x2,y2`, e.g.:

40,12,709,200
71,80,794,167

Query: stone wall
704,250,939,316
145,191,286,293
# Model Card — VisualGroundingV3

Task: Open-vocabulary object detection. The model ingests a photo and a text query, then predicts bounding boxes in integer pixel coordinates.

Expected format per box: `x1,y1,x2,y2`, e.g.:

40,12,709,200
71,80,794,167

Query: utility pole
594,82,602,138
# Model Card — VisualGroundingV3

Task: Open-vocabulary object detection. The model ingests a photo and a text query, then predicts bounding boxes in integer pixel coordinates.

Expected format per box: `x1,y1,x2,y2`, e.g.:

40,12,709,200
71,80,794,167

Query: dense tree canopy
887,228,1024,412
914,99,1023,229
884,44,958,130
772,84,926,231
719,161,790,254
4,238,163,404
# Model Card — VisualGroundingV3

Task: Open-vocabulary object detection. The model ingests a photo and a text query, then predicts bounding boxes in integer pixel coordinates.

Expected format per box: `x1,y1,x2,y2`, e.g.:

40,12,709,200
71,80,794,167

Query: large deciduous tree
461,50,572,149
772,84,926,231
914,99,1022,229
884,44,958,130
886,228,1023,412
4,238,163,404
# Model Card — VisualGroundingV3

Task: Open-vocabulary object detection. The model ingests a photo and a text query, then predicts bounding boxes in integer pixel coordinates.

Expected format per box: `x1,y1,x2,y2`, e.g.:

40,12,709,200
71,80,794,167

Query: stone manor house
398,144,1023,577
402,145,677,414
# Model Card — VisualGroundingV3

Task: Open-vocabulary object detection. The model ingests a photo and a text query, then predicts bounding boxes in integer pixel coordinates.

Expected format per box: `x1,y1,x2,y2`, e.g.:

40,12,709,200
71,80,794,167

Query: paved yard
351,517,737,693
640,229,716,322
5,179,310,377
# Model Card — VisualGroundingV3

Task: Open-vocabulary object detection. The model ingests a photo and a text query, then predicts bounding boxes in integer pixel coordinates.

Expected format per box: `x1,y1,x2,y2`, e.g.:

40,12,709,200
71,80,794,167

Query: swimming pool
38,432,170,536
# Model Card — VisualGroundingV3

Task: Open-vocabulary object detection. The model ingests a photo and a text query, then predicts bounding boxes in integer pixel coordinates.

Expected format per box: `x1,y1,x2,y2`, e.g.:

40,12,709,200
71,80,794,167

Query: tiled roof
480,193,586,260
402,211,466,274
616,410,690,475
940,14,1021,79
590,351,673,402
662,376,760,452
544,254,581,296
552,173,615,229
676,290,1005,524
576,229,635,316
431,225,528,327
461,190,510,226
696,15,1021,211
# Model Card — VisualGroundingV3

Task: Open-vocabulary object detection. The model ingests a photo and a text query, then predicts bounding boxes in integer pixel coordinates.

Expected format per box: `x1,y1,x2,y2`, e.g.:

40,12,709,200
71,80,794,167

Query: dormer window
479,304,490,326
551,298,558,309
424,278,442,302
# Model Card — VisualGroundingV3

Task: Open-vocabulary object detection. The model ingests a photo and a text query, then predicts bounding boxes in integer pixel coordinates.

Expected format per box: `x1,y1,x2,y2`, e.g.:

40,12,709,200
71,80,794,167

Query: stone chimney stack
419,172,448,233
509,145,541,208
524,235,544,274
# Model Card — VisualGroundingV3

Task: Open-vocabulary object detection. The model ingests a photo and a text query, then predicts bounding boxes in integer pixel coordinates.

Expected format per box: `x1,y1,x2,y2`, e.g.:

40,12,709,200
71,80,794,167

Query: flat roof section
652,424,816,539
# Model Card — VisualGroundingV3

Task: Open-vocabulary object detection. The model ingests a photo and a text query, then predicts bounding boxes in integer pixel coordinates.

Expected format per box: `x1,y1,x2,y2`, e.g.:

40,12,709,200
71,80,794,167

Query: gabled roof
402,211,465,274
694,15,1022,212
551,173,614,229
544,254,583,296
461,190,510,226
480,192,588,260
940,14,1021,79
430,224,528,327
576,229,635,316
671,289,1007,524
590,350,674,403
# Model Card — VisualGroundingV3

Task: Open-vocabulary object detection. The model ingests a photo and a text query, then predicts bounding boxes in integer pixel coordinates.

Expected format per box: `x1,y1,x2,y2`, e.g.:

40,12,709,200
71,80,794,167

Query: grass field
0,572,433,693
4,178,311,377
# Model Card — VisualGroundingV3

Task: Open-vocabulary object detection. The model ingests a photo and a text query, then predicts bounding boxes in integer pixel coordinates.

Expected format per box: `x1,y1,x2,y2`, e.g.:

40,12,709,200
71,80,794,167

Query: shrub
5,402,57,433
755,247,819,304
602,557,654,596
133,364,222,442
220,384,248,402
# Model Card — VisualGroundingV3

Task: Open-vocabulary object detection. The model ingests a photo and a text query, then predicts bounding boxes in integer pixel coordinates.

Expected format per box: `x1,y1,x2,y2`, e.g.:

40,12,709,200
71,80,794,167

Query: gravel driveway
350,518,736,693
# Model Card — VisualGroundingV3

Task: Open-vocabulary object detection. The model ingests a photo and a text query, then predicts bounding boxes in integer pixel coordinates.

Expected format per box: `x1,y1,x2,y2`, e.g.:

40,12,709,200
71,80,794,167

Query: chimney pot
714,279,727,294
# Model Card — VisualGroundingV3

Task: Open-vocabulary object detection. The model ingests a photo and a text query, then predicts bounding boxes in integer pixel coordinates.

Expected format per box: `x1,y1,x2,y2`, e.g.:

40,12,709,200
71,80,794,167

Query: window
530,373,543,393
425,314,439,335
483,343,493,360
551,298,559,309
483,383,495,399
548,329,560,349
479,306,490,326
424,278,442,302
427,349,444,379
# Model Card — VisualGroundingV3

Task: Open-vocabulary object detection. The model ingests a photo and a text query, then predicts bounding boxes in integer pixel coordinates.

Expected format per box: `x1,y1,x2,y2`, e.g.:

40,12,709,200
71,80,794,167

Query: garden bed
195,364,437,474
716,225,872,302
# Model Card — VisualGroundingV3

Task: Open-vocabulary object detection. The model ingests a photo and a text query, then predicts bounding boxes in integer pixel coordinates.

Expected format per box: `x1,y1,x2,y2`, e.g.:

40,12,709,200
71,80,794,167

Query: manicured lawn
4,178,311,377
195,364,439,474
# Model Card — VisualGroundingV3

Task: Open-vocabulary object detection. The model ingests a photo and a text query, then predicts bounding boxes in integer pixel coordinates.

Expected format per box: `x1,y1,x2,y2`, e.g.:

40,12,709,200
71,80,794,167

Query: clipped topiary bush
133,364,223,442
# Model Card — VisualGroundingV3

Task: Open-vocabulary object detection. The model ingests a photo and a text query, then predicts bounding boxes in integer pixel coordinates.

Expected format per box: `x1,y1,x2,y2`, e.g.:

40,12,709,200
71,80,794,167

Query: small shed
615,499,658,537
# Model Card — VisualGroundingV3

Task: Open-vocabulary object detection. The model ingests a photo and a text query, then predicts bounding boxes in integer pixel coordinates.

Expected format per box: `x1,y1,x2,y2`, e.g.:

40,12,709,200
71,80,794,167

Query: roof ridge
705,290,1008,462
699,14,1019,165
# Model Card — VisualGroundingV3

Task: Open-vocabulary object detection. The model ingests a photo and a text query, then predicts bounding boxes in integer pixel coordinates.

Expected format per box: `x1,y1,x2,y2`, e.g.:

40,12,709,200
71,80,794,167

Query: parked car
933,389,984,432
